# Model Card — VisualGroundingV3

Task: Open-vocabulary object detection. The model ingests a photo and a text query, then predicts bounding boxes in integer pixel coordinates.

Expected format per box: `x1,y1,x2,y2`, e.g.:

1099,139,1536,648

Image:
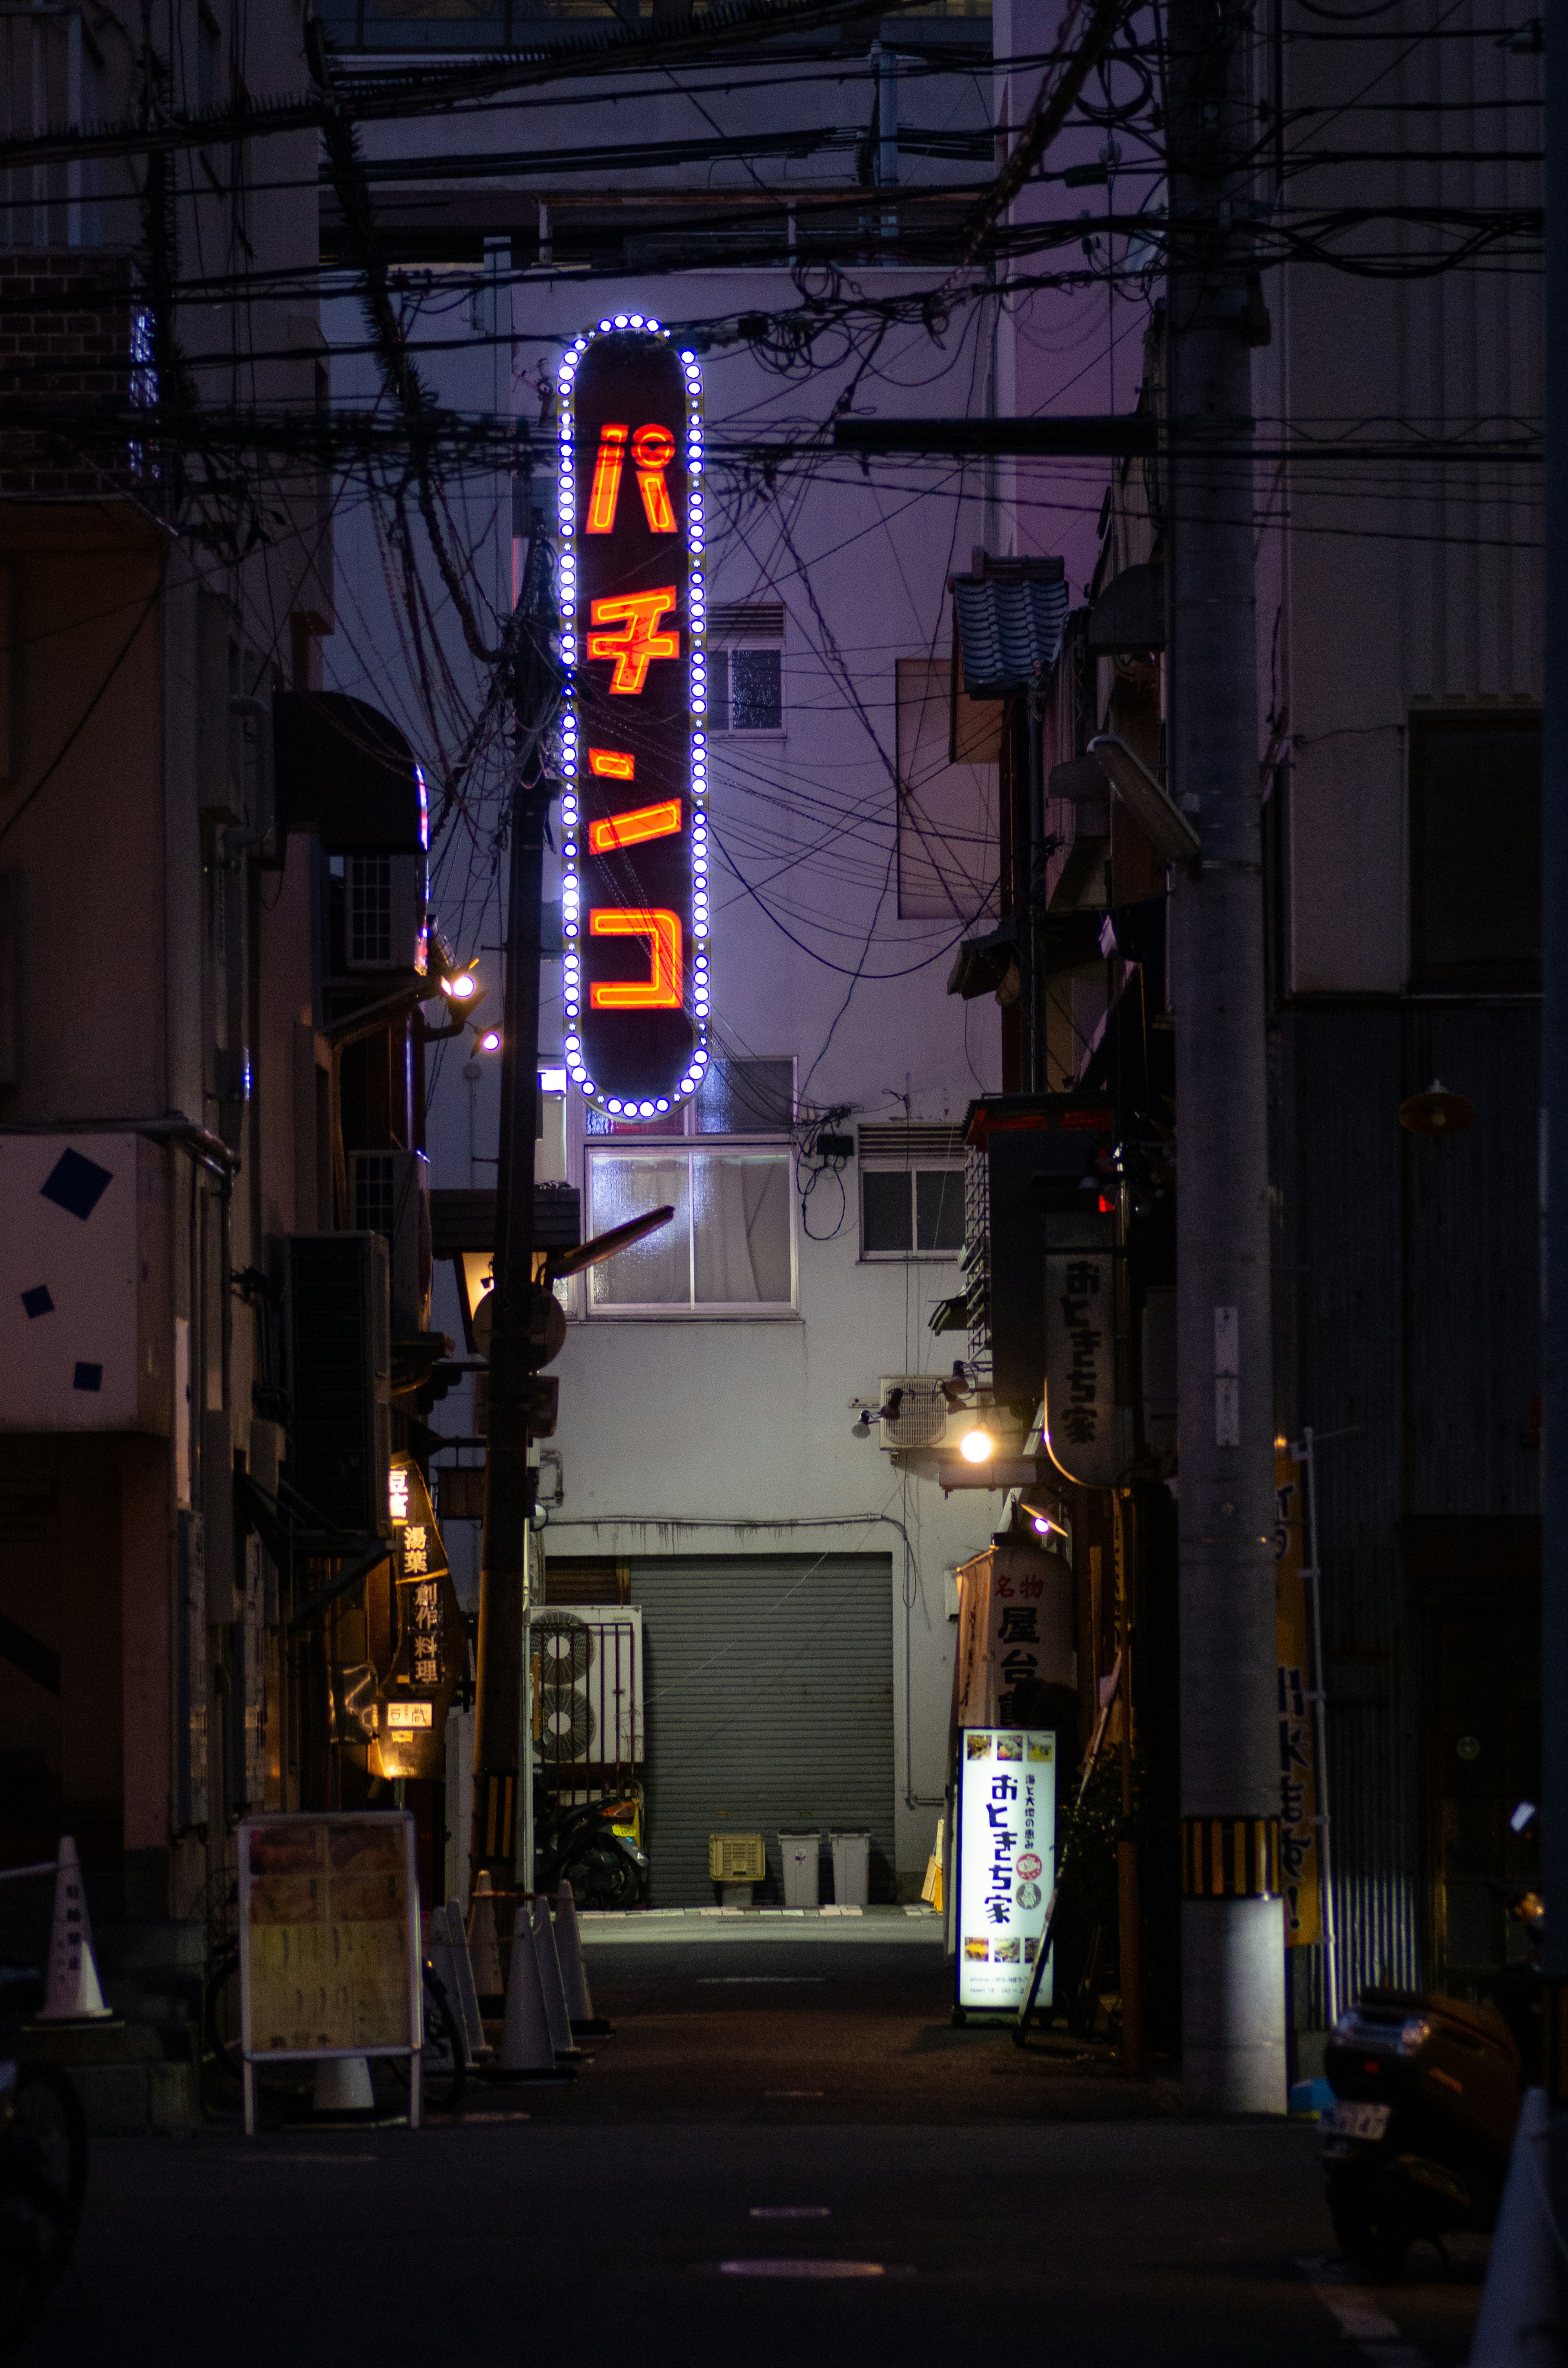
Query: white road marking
234,2153,380,2165
751,2207,831,2219
765,2090,824,2098
719,2260,884,2279
697,1976,826,1985
1298,2257,1434,2366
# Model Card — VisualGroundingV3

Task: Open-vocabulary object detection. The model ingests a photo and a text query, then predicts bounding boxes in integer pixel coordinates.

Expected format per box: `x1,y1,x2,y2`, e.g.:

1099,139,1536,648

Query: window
858,1122,967,1259
710,602,784,736
895,658,1001,921
585,1148,795,1313
349,856,392,966
1411,713,1541,991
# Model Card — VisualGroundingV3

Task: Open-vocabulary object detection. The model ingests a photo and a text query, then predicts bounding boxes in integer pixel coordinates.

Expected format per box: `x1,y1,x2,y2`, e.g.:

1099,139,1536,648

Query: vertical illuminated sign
955,1728,1057,2013
556,317,709,1121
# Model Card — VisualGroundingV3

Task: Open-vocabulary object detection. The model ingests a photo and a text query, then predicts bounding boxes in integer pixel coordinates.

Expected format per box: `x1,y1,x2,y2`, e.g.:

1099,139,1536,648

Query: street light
958,1425,994,1465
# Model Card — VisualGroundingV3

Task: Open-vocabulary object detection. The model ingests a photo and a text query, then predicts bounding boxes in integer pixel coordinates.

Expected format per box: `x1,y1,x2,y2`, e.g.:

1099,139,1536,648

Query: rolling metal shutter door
628,1554,894,1906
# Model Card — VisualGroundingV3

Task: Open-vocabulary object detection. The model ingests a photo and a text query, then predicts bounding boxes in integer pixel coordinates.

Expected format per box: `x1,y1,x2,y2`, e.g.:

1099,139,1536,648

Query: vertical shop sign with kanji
956,1728,1057,2011
1275,1448,1322,1945
1043,1228,1125,1488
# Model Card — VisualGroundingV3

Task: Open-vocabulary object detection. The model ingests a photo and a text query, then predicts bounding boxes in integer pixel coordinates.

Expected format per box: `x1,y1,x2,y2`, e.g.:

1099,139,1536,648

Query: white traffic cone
312,2057,375,2116
552,1882,600,2029
1470,2088,1564,2364
467,1869,503,2002
37,1837,111,2022
530,1898,576,2058
494,1904,568,2078
437,1900,488,2063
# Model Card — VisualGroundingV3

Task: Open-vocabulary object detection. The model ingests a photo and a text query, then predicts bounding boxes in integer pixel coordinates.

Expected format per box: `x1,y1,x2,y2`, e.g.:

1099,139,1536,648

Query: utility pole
1165,0,1286,2109
471,527,552,1896
1540,0,1568,2239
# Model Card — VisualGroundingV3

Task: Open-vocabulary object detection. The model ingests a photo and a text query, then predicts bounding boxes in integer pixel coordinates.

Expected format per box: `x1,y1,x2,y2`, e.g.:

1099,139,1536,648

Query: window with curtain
586,1147,795,1313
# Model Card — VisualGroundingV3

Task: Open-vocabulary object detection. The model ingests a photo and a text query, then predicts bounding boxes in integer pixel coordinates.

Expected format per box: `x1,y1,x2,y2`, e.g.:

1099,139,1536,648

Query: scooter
1321,1984,1523,2273
532,1782,649,1909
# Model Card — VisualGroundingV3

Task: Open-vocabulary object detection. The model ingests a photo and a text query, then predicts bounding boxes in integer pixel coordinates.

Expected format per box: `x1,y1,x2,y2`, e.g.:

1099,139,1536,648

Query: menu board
238,1814,421,2060
955,1728,1057,2013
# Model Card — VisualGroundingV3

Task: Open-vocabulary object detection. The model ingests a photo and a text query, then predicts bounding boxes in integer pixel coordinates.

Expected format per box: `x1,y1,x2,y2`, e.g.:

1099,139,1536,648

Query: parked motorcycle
1322,1986,1522,2273
1322,1819,1541,2275
532,1784,649,1909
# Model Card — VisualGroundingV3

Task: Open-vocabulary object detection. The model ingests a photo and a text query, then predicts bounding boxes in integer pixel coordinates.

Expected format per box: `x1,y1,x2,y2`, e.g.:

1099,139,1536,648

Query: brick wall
0,251,134,496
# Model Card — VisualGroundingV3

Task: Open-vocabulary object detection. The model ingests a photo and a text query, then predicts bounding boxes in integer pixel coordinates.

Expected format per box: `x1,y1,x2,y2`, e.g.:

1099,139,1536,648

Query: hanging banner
951,1542,1076,1733
557,319,709,1122
956,1728,1057,2012
1042,1216,1125,1487
1275,1447,1322,1946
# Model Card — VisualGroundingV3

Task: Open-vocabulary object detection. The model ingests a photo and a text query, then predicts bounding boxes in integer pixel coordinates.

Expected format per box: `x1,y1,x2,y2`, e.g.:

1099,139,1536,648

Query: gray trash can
830,1830,870,1908
778,1831,821,1908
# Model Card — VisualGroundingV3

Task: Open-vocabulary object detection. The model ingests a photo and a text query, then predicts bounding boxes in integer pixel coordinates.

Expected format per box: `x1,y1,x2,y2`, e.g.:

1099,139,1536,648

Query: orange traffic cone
37,1837,111,2022
467,1870,503,2006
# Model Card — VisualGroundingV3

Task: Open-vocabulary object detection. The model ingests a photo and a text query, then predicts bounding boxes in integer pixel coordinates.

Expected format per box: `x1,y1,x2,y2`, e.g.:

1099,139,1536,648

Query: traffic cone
440,1898,488,2061
311,2057,375,2117
483,1904,573,2083
1470,2087,1564,2364
37,1837,111,2022
530,1898,579,2058
467,1869,503,2007
554,1882,610,2036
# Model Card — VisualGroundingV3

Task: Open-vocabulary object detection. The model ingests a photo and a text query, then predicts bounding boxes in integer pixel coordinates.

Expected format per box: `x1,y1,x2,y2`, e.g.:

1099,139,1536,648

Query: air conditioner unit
286,1231,392,1538
532,1607,642,1776
876,1374,950,1453
350,1148,431,1338
345,853,425,974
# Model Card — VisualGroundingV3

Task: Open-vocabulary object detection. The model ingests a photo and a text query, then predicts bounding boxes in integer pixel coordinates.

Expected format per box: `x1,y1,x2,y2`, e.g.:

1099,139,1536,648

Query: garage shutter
628,1554,894,1906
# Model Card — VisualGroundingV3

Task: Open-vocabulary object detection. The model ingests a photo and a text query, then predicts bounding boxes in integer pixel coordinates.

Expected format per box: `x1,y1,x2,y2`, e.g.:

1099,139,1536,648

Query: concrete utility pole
1165,0,1286,2110
471,529,551,1895
1541,0,1568,2226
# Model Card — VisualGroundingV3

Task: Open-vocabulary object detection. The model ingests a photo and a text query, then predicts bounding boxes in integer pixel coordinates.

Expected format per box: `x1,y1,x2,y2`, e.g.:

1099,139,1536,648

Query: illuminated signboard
955,1727,1057,2013
557,318,709,1121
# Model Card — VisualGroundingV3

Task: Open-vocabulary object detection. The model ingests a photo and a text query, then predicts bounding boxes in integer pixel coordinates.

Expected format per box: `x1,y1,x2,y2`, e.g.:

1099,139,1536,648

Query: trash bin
830,1830,870,1908
778,1832,821,1908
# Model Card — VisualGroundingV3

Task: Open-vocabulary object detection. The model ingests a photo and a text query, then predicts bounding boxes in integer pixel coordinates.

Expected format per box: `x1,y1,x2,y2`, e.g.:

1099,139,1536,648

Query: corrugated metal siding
1290,1008,1423,2002
628,1555,895,1907
1403,1006,1540,1517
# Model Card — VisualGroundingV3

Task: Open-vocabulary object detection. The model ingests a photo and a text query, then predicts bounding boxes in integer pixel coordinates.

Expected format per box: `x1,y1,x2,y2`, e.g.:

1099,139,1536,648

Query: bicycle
204,1940,467,2120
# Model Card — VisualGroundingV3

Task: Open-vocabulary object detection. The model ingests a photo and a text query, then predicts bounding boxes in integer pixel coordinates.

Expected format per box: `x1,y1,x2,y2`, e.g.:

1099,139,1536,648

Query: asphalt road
33,1940,1488,2368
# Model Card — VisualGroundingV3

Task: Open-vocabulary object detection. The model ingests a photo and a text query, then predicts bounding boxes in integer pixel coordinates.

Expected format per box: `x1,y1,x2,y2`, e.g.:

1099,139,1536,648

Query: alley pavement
34,1938,1488,2366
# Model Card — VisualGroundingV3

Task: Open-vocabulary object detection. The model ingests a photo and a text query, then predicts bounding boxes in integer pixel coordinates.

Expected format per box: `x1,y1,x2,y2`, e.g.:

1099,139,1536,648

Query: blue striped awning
953,574,1070,696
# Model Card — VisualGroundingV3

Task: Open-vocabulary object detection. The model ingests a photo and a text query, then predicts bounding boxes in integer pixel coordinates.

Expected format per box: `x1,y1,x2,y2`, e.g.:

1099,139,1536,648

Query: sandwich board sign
237,1812,422,2133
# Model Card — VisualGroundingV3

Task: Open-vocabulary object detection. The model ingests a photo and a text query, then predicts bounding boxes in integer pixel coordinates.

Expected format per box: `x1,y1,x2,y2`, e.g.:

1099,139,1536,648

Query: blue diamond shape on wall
41,1149,113,1222
21,1286,53,1319
72,1363,103,1393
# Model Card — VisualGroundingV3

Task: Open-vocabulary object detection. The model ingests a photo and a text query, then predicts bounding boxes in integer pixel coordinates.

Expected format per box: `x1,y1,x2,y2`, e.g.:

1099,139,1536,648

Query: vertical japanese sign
377,1454,461,1781
557,318,709,1121
1275,1448,1322,1945
1043,1220,1124,1488
956,1729,1057,2011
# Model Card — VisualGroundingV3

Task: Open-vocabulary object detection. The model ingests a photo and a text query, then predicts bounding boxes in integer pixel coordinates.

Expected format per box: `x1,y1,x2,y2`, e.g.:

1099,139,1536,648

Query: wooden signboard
237,1812,423,2134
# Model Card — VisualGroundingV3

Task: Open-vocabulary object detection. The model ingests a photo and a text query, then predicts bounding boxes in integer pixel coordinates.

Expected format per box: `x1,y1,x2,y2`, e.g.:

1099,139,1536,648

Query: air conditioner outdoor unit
532,1606,643,1776
350,1149,431,1338
876,1374,951,1453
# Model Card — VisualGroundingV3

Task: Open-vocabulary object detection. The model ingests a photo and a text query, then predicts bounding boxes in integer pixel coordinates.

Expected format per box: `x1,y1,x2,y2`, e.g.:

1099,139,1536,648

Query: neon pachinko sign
556,318,709,1120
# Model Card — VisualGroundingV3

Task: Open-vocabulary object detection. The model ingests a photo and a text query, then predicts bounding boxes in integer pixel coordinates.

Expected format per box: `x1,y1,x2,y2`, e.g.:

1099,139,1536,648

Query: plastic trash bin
830,1830,870,1907
778,1832,821,1908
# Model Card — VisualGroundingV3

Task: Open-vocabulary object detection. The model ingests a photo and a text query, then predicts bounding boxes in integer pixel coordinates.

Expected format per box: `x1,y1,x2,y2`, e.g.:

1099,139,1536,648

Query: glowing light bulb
959,1427,994,1465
